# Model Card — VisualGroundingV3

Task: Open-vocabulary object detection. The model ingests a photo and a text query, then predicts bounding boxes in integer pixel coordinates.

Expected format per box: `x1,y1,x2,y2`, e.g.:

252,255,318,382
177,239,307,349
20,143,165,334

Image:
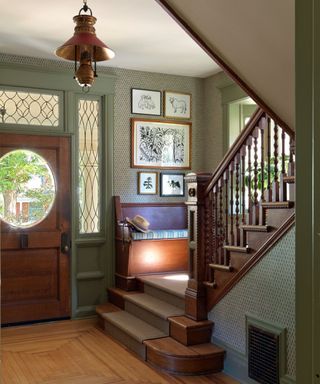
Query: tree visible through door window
0,149,56,227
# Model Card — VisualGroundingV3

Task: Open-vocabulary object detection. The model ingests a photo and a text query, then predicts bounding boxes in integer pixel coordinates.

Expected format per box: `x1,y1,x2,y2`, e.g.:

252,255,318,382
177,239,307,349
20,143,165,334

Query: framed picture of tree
131,118,191,169
137,171,158,194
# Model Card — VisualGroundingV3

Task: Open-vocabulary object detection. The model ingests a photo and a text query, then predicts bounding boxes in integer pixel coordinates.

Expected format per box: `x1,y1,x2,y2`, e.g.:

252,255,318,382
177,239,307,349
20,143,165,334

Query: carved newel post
185,172,212,321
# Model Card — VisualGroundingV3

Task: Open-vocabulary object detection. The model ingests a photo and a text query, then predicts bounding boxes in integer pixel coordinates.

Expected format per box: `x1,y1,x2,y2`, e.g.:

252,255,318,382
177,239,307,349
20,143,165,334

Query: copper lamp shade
55,2,115,90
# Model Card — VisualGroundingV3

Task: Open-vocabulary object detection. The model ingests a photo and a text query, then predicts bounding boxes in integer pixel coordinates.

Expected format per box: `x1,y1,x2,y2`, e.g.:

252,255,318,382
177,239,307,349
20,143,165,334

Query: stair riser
103,319,146,360
146,347,224,375
170,321,212,346
246,231,274,251
143,283,185,310
125,301,170,334
265,208,295,228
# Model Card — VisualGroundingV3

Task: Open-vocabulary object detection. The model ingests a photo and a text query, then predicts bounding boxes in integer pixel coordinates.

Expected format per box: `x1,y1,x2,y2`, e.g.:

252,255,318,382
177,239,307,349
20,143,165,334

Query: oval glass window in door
0,149,56,228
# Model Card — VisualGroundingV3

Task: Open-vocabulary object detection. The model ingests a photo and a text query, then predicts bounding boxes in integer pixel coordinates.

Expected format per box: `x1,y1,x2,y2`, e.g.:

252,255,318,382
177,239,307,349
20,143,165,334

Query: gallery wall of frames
131,88,192,197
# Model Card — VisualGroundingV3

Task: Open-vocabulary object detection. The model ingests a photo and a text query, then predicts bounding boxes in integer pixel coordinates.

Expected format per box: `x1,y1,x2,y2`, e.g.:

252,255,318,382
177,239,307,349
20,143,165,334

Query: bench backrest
114,196,187,230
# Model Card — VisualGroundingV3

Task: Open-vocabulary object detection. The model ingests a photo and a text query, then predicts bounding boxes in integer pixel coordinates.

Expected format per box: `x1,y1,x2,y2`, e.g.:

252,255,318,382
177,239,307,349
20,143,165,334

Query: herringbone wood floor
1,318,239,384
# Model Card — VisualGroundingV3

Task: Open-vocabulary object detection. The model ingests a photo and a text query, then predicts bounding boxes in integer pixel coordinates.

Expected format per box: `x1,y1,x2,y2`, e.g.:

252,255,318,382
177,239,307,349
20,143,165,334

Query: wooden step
125,293,184,333
137,274,187,310
169,316,213,346
144,337,225,375
108,287,142,309
241,225,271,232
102,310,167,360
209,263,233,272
261,201,294,209
283,175,295,184
223,245,250,253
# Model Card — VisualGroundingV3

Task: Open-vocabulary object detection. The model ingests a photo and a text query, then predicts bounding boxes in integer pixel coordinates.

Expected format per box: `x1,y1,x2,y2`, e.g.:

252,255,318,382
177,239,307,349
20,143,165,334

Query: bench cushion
131,229,188,241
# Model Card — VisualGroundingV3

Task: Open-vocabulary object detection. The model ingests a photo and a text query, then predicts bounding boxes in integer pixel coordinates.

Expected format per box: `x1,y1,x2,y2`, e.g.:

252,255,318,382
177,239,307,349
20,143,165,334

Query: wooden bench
114,196,188,291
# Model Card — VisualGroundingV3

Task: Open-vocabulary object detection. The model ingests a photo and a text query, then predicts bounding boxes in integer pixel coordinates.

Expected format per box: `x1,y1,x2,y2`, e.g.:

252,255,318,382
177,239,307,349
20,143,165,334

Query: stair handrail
204,108,295,197
184,107,295,321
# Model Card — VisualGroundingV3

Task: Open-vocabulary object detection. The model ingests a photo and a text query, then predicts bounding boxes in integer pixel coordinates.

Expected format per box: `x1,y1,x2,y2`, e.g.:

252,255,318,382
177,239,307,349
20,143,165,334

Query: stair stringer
206,212,295,311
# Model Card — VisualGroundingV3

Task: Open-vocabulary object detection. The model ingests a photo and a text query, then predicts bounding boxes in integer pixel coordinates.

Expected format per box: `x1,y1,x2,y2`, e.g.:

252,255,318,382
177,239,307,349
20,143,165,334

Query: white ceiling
0,0,220,78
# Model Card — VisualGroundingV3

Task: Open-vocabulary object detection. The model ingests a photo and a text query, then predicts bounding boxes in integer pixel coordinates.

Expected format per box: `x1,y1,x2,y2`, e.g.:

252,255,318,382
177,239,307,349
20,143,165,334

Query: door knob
61,232,71,254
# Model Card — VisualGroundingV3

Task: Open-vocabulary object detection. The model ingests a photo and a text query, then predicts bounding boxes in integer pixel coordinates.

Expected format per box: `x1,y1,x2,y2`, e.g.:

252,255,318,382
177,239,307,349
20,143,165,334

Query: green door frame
0,62,116,318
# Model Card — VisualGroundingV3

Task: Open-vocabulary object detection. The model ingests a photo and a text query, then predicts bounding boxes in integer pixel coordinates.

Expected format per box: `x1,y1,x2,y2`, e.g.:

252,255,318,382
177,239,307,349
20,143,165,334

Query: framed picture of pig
131,88,161,116
164,91,191,119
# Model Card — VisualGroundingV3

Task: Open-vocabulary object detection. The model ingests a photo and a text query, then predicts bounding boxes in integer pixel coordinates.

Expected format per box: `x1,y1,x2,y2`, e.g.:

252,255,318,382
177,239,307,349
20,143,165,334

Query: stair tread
283,175,295,183
223,245,249,253
137,274,188,299
125,293,185,319
241,225,271,232
169,316,212,329
261,201,294,208
144,337,224,358
102,310,167,343
96,303,121,316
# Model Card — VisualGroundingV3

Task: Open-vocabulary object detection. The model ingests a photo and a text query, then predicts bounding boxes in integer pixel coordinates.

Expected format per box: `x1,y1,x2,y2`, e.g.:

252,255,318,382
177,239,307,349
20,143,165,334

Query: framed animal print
131,88,161,116
160,173,185,197
164,91,191,119
131,118,191,169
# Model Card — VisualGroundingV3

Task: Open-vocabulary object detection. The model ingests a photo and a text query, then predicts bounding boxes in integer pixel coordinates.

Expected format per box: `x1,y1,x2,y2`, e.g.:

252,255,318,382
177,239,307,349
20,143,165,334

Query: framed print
131,118,191,169
160,173,185,197
164,91,191,119
131,88,161,116
138,172,158,194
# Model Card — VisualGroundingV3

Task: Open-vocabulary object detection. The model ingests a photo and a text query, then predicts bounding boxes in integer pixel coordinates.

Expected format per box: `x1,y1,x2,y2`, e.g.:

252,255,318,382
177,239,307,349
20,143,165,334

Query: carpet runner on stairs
96,273,225,375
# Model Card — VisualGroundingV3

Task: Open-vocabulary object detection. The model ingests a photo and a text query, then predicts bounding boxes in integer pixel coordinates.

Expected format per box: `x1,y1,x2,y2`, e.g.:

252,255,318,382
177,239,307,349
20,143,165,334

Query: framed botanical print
131,118,191,169
138,171,158,194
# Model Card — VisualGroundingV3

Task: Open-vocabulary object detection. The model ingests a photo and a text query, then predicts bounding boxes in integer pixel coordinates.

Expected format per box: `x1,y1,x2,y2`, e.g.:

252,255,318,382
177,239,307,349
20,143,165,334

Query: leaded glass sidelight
0,88,59,126
78,98,101,234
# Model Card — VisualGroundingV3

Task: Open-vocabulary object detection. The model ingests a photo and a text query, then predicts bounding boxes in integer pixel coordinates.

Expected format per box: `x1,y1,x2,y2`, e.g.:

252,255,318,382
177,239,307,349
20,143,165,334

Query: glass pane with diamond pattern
78,99,100,234
0,89,59,126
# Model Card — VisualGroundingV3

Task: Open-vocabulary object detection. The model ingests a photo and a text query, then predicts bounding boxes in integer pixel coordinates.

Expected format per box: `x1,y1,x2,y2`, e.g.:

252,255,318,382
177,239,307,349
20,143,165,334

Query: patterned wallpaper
111,67,205,203
209,226,296,378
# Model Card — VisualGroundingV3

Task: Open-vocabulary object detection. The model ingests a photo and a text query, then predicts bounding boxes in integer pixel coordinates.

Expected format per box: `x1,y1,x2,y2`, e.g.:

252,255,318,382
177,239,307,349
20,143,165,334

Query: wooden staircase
96,275,225,375
184,108,295,321
97,107,295,376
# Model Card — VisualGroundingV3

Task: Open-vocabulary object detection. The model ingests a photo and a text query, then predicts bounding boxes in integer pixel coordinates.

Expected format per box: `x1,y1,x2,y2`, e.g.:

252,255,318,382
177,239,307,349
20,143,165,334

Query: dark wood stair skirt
96,273,224,375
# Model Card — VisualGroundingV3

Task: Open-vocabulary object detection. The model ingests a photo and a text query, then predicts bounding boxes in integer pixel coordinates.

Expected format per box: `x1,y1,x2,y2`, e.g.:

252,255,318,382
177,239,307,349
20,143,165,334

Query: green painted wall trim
0,61,116,320
296,0,320,383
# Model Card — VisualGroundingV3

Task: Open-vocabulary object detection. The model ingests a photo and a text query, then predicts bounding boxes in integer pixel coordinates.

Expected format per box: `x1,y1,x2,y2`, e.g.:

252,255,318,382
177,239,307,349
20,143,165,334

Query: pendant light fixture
55,0,115,92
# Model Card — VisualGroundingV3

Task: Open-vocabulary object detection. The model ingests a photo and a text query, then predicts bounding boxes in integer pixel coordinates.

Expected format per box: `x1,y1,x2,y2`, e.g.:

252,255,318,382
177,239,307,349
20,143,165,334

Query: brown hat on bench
126,215,150,233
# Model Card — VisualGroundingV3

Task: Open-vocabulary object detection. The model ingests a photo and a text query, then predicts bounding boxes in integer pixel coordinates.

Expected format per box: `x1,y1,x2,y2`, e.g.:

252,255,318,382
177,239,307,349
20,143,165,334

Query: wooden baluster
259,118,266,225
279,129,287,201
234,154,240,246
281,129,286,175
229,162,235,246
240,146,246,246
252,127,259,224
218,178,224,265
266,116,272,202
224,171,229,265
213,186,218,264
247,136,253,224
288,137,295,176
273,122,279,201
